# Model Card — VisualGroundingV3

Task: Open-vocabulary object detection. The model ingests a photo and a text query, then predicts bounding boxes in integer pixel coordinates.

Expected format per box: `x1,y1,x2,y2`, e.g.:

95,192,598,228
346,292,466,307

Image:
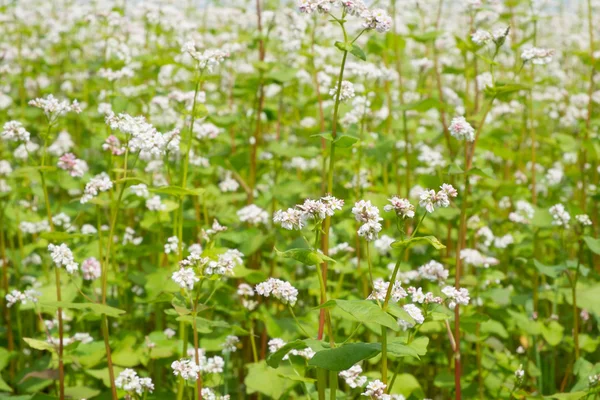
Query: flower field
1,0,600,399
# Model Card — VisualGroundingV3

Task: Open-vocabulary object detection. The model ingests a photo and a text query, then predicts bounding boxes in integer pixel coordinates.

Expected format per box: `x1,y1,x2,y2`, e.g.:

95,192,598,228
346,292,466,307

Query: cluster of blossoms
221,335,240,353
368,279,407,302
114,369,154,396
205,249,243,276
255,278,299,306
417,260,449,282
339,364,367,388
298,0,392,33
442,286,471,309
470,26,510,46
549,203,570,227
329,80,355,102
352,200,383,241
521,47,555,64
362,379,405,399
29,94,81,122
105,113,174,159
172,267,200,290
171,358,201,381
57,153,88,177
449,116,475,142
384,197,415,219
164,236,179,254
48,332,93,347
81,257,101,281
102,135,126,155
2,121,31,142
509,200,535,224
181,41,230,72
80,172,113,204
274,195,344,230
48,243,79,274
237,204,269,225
268,338,315,360
407,286,443,305
401,303,425,326
576,214,592,226
460,249,499,268
5,289,40,307
419,184,458,213
237,283,258,311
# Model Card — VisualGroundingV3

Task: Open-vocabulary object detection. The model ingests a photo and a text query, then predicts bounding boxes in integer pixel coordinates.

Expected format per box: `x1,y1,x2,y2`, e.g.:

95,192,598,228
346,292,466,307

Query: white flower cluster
102,135,125,155
114,368,154,395
5,289,40,307
267,338,315,360
221,335,240,353
164,236,179,254
460,249,499,268
521,47,554,65
237,283,258,311
172,267,200,290
29,94,82,122
407,287,443,305
81,257,101,281
449,116,475,142
419,184,458,213
205,249,244,276
105,113,171,159
549,203,570,227
237,204,269,225
123,227,143,245
256,278,299,305
402,303,425,325
509,200,535,224
329,80,355,102
418,260,449,282
339,364,367,388
81,172,113,204
442,286,471,309
171,358,201,381
367,279,407,302
2,121,30,142
146,195,167,211
57,153,88,178
576,214,592,226
181,41,230,72
274,195,344,230
298,1,392,33
48,243,79,274
130,183,149,198
383,197,415,219
352,200,383,241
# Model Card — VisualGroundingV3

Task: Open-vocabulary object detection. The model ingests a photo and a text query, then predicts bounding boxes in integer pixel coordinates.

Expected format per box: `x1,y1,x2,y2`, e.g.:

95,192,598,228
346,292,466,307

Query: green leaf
391,236,446,250
583,236,600,255
150,186,204,198
544,392,587,400
0,374,11,392
350,44,366,61
39,232,89,241
541,320,564,347
245,361,295,398
308,343,381,371
317,299,399,332
64,386,101,399
311,132,334,142
334,134,359,148
23,338,56,352
533,260,566,279
275,248,335,266
40,301,126,318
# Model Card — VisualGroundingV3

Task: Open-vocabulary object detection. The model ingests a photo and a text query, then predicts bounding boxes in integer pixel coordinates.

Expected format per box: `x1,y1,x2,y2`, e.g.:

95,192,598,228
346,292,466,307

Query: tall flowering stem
39,122,65,400
318,9,348,345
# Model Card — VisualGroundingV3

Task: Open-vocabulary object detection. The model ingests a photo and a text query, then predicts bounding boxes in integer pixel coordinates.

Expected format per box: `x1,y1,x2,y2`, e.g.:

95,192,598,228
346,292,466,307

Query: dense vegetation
1,0,600,399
